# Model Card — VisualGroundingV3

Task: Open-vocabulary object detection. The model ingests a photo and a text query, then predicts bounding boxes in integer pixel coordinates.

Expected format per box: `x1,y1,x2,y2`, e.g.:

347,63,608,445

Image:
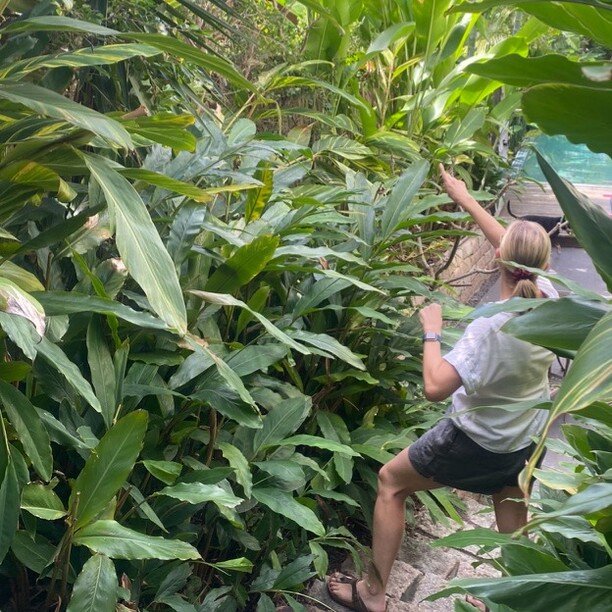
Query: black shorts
408,418,542,495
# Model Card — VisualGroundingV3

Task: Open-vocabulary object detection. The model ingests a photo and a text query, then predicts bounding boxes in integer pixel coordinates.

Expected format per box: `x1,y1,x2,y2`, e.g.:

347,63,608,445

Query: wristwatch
422,332,442,343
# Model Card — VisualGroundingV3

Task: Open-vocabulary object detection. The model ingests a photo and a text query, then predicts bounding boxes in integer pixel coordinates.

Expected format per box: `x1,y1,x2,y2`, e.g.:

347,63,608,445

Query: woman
327,165,558,612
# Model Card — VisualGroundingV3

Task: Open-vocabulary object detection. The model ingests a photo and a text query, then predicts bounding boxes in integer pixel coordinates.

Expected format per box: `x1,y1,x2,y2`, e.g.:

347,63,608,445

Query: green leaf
156,482,242,510
502,298,609,351
119,168,211,201
0,277,46,336
272,434,360,457
70,411,148,529
84,154,187,334
381,159,430,240
21,482,66,520
289,330,366,370
126,33,256,93
467,54,612,89
253,460,306,491
251,487,324,536
429,565,612,612
293,277,352,318
218,443,252,497
10,531,56,574
0,261,44,292
0,83,132,148
190,291,310,355
67,553,118,612
0,15,120,36
206,235,280,294
0,380,52,481
87,318,116,430
73,520,200,560
366,22,416,55
34,291,168,330
36,336,101,413
520,312,612,492
142,460,182,485
167,203,207,265
536,152,612,289
524,85,612,156
273,555,316,590
212,557,254,573
252,396,312,455
432,528,515,549
0,462,19,563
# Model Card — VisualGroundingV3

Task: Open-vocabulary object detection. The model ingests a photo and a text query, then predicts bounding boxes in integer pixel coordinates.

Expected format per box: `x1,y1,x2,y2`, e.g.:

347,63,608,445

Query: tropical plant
0,9,481,608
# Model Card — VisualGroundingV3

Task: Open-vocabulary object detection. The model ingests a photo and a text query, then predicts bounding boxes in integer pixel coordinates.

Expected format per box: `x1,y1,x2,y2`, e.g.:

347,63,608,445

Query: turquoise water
517,135,612,185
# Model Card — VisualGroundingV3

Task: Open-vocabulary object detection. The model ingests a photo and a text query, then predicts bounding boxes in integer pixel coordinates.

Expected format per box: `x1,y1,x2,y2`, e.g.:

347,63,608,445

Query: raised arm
439,164,506,249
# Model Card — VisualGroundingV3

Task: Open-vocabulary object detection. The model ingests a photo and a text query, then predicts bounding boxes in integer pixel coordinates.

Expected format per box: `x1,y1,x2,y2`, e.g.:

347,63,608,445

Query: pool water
516,135,612,185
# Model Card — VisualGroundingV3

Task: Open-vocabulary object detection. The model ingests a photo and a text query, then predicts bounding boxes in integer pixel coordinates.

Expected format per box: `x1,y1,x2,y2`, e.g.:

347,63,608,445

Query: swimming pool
515,134,612,185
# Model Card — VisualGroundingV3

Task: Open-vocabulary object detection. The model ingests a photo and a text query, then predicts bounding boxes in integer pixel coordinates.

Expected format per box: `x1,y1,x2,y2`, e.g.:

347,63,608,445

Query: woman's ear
494,247,500,259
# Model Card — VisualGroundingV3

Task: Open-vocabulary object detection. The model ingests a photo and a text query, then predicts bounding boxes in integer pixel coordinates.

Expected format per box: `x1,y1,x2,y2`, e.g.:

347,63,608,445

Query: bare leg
328,449,440,611
492,485,528,533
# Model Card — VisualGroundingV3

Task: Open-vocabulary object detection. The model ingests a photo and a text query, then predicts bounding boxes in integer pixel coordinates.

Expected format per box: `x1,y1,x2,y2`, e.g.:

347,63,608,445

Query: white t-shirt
442,278,558,453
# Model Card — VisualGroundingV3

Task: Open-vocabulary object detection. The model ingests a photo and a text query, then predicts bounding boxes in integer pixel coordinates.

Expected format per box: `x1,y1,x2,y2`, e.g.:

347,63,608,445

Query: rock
403,572,454,611
385,561,423,600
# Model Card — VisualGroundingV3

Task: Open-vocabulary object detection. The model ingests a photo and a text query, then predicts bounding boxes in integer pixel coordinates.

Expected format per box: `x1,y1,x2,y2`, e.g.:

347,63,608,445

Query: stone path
307,492,500,611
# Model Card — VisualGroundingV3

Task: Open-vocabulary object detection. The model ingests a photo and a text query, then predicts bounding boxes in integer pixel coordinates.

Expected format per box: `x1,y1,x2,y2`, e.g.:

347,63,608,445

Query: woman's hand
419,303,442,334
439,163,471,207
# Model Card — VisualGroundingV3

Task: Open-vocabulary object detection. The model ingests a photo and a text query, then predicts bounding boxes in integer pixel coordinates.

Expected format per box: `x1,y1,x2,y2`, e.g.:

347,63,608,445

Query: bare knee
377,463,409,502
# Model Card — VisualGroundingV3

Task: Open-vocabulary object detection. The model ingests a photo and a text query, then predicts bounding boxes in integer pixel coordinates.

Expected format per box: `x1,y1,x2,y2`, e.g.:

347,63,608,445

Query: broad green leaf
432,528,515,549
501,543,569,575
0,361,30,382
467,54,612,89
520,312,612,492
253,460,306,491
271,434,360,457
206,235,280,294
21,483,66,520
126,33,256,92
87,318,116,430
212,557,254,573
6,44,161,79
273,555,316,590
0,380,52,481
0,277,45,336
381,159,429,239
273,245,366,265
67,553,118,612
528,483,612,527
10,531,56,574
252,396,312,455
167,202,206,265
37,336,101,412
120,168,211,201
289,330,366,370
251,487,324,536
70,411,148,529
156,482,242,510
34,291,168,330
429,565,612,612
142,460,182,485
218,443,252,497
0,261,44,292
190,291,310,355
526,84,612,157
0,83,132,148
293,277,352,318
73,520,200,560
185,336,256,407
366,22,416,55
502,298,610,351
445,108,487,149
84,154,187,334
0,15,120,35
0,462,19,563
536,152,612,289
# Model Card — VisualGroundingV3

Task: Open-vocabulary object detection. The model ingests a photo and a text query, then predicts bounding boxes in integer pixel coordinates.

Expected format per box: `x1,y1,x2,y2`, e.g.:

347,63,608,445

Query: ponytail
499,221,551,299
512,278,540,299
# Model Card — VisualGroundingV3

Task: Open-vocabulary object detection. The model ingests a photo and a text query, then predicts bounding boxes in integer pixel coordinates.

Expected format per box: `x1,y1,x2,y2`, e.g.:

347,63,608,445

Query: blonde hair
498,220,551,298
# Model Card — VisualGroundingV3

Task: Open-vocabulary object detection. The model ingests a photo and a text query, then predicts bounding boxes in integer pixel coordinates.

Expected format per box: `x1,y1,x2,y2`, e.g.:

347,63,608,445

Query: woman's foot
466,594,488,611
327,573,386,612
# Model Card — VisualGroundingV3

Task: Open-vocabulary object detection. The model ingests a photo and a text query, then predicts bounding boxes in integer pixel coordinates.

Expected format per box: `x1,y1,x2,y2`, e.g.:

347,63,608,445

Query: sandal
326,574,386,612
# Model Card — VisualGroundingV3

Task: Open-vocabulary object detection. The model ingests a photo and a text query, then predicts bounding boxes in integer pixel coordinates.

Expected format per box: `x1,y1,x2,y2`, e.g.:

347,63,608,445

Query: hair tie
512,267,535,281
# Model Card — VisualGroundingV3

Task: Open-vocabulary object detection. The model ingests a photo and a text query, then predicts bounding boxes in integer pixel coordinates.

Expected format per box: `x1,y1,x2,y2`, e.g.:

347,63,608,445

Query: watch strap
422,332,442,343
